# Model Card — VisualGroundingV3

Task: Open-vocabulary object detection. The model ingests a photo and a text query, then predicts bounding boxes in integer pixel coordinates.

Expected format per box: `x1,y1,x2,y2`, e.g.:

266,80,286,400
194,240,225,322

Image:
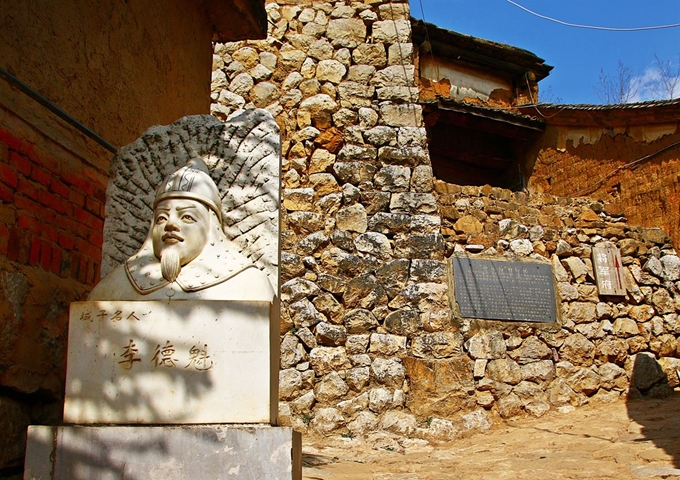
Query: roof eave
411,18,553,81
205,0,268,42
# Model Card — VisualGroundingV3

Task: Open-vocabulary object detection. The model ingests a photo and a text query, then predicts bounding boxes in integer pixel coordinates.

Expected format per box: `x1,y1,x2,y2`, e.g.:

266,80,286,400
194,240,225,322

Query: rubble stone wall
434,183,680,424
211,0,680,446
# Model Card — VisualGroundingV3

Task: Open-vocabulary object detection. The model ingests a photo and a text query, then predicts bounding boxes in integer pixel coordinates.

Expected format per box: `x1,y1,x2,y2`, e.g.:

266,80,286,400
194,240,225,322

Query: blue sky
411,0,680,104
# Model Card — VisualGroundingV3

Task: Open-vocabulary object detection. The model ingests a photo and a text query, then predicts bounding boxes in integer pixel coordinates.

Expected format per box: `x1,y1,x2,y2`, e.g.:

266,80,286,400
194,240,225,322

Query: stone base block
24,425,301,479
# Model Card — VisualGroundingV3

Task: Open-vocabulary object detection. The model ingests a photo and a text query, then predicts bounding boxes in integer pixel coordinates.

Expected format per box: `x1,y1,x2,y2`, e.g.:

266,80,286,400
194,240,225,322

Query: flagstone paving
303,393,680,479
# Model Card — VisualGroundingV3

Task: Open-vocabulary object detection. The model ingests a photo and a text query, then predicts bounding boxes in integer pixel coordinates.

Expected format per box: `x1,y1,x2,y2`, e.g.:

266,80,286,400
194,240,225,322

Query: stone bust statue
89,159,274,302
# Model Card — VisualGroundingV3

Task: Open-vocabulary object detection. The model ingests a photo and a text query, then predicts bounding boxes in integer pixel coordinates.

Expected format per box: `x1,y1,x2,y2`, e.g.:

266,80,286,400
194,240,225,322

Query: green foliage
301,412,312,425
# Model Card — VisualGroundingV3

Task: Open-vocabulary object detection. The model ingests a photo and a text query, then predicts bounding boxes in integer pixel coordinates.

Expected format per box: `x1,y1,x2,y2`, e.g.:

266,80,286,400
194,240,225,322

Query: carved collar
125,237,253,294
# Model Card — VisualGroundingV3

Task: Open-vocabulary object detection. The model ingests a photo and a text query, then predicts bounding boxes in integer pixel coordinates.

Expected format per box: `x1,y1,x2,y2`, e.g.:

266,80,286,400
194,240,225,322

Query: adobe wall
526,119,680,249
1,0,213,150
419,55,512,104
212,0,680,449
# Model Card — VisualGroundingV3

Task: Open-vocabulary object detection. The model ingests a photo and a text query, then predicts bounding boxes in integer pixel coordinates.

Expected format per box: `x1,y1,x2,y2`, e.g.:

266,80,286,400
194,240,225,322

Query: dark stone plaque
452,256,557,323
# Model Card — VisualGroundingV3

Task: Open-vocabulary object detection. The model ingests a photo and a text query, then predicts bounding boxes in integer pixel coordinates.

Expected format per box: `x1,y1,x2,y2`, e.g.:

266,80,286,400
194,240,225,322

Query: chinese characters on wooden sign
592,244,627,296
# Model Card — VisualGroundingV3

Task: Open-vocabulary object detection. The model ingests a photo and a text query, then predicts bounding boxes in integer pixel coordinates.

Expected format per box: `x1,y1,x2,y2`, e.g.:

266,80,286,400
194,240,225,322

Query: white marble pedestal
64,300,279,424
24,300,300,479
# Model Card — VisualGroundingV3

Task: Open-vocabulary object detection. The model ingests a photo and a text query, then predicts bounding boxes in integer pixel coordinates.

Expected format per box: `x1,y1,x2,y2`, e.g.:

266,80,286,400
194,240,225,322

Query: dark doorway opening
423,101,545,191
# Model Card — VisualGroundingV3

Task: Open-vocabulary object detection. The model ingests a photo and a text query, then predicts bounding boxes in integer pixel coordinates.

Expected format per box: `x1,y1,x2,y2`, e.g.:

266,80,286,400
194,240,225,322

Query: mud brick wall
527,121,680,250
211,0,680,450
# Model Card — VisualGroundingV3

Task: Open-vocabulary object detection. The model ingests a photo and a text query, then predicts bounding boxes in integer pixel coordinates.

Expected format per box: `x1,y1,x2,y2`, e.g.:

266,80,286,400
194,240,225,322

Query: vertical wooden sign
592,244,626,296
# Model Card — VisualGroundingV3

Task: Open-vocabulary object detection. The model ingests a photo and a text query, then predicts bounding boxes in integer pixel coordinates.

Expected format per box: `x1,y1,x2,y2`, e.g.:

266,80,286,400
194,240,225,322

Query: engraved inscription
76,305,216,372
66,300,272,424
114,338,215,372
453,257,557,323
152,341,179,368
185,344,214,371
118,339,142,370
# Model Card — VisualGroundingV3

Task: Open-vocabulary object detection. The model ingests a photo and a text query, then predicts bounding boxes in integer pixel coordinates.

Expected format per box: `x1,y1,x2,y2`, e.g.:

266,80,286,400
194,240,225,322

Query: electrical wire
389,0,412,88
507,0,680,32
416,0,680,198
415,0,562,116
523,73,568,119
416,0,440,81
386,0,422,127
0,66,117,153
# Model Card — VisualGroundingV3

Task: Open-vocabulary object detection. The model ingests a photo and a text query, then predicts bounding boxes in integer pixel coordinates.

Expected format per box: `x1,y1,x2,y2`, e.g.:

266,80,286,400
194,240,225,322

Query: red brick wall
0,127,106,285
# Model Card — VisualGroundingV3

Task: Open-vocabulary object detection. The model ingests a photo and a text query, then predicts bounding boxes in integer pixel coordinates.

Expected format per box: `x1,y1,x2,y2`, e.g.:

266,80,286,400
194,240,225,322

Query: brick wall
0,110,108,471
0,127,105,284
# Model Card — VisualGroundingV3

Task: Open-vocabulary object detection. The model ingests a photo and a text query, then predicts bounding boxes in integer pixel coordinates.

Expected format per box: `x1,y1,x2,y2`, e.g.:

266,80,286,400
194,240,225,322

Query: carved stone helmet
154,158,222,223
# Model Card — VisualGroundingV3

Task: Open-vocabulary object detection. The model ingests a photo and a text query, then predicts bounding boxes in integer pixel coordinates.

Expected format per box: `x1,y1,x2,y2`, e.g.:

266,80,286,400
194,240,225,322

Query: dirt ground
302,392,680,479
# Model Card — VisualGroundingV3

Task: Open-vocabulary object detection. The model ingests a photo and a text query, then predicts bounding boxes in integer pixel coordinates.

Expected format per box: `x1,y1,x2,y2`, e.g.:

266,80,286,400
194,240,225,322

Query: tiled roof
425,99,545,127
516,98,680,126
411,18,553,80
531,98,680,110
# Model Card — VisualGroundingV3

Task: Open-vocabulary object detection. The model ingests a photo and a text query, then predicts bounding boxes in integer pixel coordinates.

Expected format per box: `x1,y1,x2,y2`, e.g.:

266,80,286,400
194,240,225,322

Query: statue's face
152,198,211,265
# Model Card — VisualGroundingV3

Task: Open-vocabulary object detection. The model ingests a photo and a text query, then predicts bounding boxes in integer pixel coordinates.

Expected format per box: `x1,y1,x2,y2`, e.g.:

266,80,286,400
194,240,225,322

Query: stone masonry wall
211,0,680,447
435,183,680,422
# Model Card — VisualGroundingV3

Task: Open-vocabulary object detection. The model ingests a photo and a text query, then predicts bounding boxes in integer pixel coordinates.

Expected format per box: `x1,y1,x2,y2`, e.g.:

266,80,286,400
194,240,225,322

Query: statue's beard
160,248,182,283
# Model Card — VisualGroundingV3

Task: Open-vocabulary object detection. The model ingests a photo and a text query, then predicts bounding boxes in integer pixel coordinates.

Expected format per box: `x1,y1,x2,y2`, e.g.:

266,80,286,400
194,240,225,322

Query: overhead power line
507,0,680,31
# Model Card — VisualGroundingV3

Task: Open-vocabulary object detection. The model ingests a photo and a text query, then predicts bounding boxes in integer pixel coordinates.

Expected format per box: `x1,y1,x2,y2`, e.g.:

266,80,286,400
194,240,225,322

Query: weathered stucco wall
419,55,511,104
527,118,680,250
1,0,213,150
211,0,680,449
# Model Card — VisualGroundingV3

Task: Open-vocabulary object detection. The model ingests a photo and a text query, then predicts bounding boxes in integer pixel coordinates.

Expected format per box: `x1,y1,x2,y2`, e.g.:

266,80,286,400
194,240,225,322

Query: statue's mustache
162,233,184,242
